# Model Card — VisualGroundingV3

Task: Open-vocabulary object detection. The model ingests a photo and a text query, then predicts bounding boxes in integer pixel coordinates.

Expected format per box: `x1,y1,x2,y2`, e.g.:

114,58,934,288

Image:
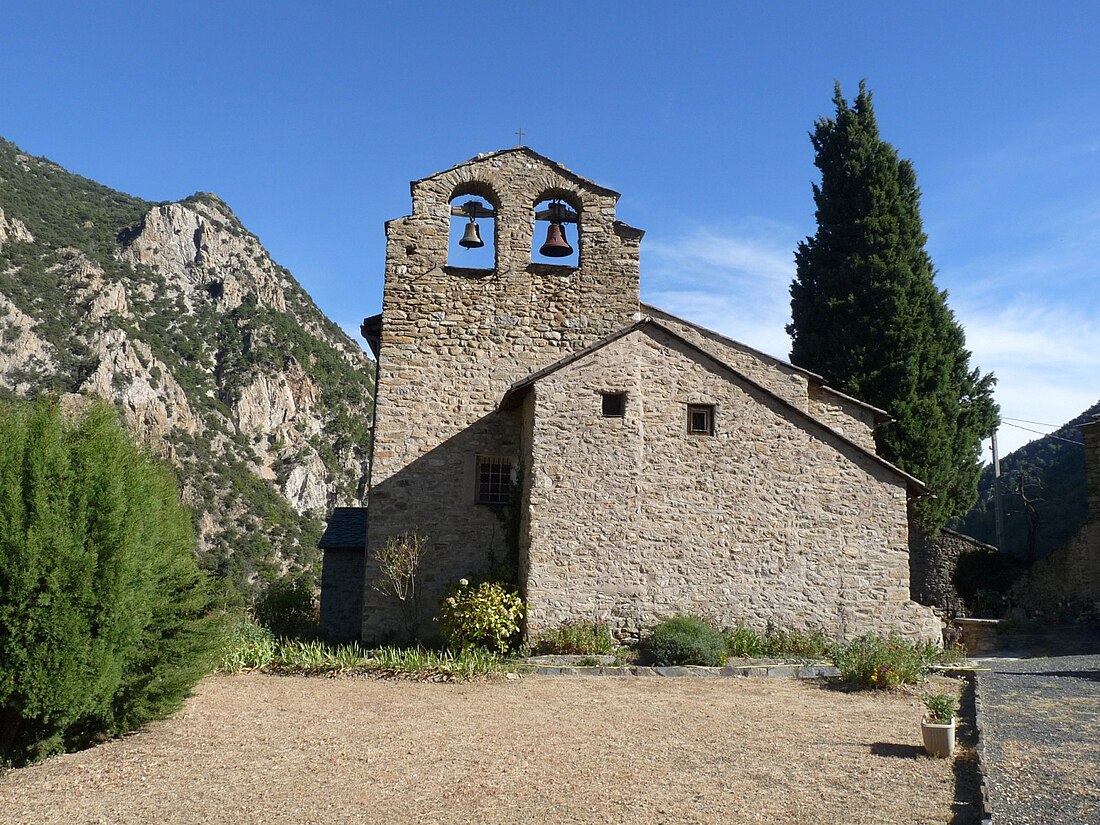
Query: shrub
253,576,317,639
371,531,430,602
438,579,525,653
365,645,508,681
268,639,366,675
529,621,615,655
762,627,834,659
0,399,223,764
832,634,936,689
369,531,431,640
642,616,727,666
723,624,767,658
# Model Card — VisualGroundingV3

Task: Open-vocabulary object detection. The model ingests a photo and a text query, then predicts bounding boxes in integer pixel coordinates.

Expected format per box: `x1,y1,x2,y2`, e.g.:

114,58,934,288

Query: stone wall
364,149,644,640
909,528,996,616
806,385,879,453
520,326,940,642
644,305,878,450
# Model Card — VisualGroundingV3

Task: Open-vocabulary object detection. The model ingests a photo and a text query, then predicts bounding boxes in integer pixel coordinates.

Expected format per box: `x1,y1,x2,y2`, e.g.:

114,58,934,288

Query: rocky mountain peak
0,137,374,594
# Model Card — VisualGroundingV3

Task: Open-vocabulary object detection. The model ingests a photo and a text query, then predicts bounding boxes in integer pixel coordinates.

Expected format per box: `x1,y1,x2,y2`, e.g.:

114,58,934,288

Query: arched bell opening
448,186,498,269
531,192,580,267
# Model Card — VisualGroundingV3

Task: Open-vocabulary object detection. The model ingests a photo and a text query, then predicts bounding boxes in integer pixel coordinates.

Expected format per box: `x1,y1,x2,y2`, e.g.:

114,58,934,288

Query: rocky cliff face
0,138,373,593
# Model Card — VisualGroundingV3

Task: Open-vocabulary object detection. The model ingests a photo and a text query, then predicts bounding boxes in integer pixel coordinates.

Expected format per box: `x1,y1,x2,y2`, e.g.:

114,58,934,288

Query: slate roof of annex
318,507,368,549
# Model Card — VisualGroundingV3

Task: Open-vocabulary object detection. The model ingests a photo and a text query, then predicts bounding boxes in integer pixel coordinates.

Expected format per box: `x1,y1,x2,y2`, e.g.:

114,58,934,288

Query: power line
1001,416,1066,428
999,421,1083,445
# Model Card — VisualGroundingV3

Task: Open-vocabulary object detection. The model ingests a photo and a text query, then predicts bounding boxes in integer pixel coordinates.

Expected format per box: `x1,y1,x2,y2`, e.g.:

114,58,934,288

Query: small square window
687,404,715,435
477,455,515,505
602,392,626,417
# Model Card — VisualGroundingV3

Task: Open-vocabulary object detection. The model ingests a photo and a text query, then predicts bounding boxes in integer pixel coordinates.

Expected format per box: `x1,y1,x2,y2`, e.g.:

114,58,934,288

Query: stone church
320,148,941,644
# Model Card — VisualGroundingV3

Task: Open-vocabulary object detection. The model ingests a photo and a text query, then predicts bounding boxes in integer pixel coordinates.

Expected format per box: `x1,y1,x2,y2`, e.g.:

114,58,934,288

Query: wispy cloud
956,301,1100,455
639,220,1100,458
940,200,1100,300
641,220,798,359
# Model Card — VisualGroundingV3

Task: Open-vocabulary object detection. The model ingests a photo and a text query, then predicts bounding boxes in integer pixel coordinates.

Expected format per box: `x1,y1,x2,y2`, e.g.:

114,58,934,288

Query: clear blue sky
4,2,1098,455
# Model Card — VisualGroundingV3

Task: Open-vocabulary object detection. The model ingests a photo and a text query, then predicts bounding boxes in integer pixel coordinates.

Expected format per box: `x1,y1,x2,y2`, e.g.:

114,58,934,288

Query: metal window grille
477,456,514,504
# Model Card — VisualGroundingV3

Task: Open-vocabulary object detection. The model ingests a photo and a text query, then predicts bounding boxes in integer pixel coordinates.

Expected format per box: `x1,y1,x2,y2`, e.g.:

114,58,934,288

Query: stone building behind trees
320,148,941,644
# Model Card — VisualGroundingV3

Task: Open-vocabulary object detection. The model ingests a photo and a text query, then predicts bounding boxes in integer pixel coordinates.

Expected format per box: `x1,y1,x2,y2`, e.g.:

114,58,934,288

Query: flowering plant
832,634,936,689
438,579,525,653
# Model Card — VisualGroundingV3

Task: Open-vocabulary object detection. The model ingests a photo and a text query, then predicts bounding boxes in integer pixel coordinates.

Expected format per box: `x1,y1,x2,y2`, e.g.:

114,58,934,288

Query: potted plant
921,693,957,758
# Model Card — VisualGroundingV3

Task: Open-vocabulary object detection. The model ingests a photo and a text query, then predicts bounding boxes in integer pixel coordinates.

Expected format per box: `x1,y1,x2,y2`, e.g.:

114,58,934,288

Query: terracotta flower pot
921,716,956,758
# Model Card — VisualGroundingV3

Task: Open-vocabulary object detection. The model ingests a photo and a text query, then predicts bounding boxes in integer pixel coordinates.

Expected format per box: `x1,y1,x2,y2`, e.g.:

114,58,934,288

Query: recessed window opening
448,195,496,268
687,404,715,435
532,197,579,266
602,392,626,417
476,455,515,505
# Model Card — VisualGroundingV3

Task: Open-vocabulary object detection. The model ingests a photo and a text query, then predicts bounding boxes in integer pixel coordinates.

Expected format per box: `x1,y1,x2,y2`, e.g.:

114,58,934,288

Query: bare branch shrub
370,531,431,640
371,531,430,601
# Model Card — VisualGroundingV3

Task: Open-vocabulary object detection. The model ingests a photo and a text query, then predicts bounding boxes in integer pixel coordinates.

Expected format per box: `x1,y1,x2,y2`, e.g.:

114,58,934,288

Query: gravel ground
0,672,974,825
977,655,1100,824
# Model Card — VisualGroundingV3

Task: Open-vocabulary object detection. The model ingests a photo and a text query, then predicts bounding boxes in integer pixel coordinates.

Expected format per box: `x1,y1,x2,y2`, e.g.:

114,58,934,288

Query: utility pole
991,429,1006,552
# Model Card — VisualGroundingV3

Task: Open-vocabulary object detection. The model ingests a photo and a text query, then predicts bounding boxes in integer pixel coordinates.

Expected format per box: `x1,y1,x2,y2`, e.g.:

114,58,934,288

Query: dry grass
0,673,973,824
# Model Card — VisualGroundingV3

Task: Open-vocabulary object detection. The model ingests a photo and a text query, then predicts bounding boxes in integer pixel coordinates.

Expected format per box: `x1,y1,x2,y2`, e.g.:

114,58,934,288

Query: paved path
975,654,1100,824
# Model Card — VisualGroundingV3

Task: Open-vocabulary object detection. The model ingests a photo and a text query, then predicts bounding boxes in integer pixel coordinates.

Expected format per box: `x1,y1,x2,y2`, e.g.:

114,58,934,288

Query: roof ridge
641,303,889,420
411,147,620,198
500,317,924,493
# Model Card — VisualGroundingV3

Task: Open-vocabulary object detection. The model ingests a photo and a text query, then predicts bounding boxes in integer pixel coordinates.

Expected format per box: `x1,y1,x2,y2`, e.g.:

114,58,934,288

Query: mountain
952,400,1100,560
0,138,373,596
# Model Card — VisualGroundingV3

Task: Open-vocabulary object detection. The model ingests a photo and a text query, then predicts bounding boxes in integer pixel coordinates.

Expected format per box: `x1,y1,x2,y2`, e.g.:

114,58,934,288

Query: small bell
539,221,573,257
459,218,483,249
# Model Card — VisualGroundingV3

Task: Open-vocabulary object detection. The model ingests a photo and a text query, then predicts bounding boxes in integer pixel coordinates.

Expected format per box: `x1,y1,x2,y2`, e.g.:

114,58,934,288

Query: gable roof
500,318,925,494
641,303,890,423
318,507,368,550
411,147,621,199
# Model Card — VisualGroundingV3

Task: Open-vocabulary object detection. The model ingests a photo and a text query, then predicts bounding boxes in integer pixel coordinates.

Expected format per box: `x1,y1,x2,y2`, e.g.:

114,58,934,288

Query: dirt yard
0,672,975,824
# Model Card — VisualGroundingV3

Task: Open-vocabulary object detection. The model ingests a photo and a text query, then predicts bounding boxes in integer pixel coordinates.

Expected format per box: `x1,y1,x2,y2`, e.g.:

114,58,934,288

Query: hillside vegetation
0,138,374,597
953,400,1099,560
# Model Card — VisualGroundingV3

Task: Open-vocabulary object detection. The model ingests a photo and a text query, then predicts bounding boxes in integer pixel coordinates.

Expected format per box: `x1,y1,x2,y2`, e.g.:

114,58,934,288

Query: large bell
459,218,484,249
539,221,573,257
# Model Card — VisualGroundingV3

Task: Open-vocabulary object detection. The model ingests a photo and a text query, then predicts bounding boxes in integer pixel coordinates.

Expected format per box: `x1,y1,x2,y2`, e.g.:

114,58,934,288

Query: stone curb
525,663,840,679
971,672,994,825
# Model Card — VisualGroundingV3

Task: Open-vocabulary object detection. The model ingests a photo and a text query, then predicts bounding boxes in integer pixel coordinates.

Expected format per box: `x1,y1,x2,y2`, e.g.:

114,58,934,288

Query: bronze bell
459,218,483,249
539,221,573,257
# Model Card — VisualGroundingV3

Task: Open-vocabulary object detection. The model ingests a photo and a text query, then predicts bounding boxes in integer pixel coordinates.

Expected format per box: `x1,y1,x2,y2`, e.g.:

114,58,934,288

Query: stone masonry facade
354,148,941,643
511,324,938,640
363,149,643,639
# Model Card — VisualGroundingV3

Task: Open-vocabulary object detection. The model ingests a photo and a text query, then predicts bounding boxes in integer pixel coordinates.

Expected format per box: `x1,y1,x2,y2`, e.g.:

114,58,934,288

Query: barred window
477,456,515,505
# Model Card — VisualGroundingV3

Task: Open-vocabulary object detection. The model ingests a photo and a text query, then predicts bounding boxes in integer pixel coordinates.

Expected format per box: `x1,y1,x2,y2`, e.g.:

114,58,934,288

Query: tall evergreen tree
788,81,999,533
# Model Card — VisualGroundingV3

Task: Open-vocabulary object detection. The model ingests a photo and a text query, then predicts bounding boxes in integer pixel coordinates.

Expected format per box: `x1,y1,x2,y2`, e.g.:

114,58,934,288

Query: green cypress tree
0,399,223,763
788,81,999,533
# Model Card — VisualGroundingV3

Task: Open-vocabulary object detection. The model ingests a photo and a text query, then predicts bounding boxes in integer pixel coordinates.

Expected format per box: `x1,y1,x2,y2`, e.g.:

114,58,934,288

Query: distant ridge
0,137,374,595
952,400,1100,560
